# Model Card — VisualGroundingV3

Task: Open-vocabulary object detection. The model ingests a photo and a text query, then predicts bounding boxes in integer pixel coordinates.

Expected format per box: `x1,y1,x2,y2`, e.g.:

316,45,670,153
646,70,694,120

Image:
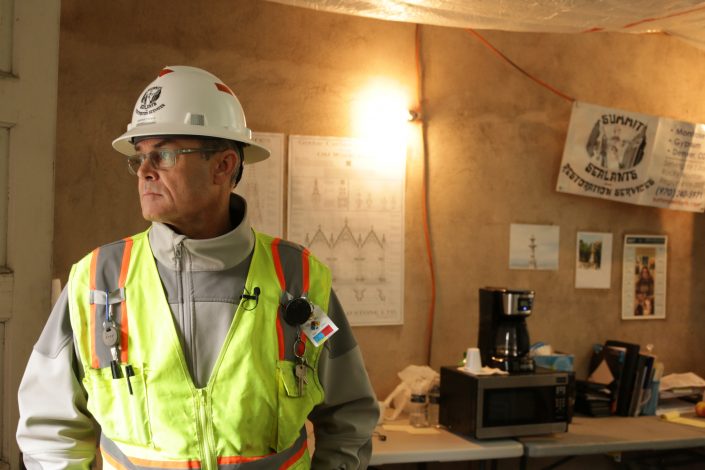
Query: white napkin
457,366,509,376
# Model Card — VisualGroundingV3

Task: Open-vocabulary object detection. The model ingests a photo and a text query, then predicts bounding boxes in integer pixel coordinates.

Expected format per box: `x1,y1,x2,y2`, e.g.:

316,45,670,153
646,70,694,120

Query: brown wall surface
55,0,705,399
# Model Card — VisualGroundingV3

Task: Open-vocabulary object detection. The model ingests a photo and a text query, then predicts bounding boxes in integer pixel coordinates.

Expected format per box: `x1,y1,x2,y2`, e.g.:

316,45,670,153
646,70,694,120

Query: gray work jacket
17,194,379,469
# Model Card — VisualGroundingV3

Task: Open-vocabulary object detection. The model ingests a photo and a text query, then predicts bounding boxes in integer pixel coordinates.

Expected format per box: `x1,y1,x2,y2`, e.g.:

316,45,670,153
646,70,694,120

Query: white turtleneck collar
148,194,255,271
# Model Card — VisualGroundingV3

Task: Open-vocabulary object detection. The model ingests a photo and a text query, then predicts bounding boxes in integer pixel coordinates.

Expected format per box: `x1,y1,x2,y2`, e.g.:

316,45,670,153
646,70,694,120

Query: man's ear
213,149,239,185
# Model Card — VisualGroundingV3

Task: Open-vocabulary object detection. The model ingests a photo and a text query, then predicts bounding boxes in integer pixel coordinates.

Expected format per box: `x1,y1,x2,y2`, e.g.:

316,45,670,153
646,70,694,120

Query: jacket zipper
175,242,183,309
196,388,217,470
175,241,199,384
179,242,216,468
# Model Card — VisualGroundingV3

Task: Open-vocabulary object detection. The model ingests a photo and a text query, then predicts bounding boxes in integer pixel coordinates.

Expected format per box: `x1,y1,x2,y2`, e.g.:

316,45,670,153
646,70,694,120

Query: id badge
301,304,338,347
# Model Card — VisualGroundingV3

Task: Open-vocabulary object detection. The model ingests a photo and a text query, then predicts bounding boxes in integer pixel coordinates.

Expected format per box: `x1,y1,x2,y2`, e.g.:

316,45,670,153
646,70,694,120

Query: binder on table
605,340,640,417
628,353,656,416
638,354,657,415
587,343,626,415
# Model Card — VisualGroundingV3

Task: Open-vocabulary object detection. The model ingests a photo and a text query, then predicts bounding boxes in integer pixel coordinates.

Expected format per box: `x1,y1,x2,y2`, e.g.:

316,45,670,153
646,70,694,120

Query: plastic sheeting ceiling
266,0,705,47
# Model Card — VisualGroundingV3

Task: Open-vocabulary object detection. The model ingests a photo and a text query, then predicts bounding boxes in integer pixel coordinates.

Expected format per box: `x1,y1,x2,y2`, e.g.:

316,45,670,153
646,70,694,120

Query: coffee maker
478,287,535,373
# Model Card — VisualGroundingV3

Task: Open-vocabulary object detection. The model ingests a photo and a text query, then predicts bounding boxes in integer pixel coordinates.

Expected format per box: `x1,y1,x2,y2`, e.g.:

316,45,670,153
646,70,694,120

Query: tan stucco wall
55,0,705,399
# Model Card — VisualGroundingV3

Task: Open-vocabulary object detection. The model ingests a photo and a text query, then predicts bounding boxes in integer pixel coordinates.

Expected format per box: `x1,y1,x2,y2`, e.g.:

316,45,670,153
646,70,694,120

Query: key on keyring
295,362,308,395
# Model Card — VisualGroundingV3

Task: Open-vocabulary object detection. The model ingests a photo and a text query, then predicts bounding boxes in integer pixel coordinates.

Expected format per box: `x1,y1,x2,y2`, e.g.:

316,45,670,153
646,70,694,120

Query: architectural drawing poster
287,135,405,326
621,234,667,320
234,132,285,237
556,101,705,213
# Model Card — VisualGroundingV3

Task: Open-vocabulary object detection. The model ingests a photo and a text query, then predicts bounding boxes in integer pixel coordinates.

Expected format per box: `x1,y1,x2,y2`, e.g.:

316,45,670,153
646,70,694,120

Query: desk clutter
577,339,705,420
578,339,661,417
373,329,705,467
378,294,701,447
657,372,705,418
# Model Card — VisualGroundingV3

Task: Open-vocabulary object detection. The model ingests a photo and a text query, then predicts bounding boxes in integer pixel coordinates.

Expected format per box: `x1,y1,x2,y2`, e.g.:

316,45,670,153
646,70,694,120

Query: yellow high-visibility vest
68,229,331,470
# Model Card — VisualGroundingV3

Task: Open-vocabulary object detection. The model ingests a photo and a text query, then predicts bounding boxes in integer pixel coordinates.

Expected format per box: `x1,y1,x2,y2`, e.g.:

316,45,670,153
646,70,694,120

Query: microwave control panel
555,385,568,418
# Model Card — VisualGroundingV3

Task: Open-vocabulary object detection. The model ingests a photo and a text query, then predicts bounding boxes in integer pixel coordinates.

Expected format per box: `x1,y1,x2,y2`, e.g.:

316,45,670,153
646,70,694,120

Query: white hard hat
112,66,270,164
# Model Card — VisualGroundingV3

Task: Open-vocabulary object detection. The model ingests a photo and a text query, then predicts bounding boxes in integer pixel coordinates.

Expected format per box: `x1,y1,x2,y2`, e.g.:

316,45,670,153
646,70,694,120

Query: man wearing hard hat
17,66,379,469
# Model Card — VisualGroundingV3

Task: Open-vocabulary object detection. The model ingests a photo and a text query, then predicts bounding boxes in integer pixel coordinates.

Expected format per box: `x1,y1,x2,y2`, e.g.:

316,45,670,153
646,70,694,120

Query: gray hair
200,138,245,188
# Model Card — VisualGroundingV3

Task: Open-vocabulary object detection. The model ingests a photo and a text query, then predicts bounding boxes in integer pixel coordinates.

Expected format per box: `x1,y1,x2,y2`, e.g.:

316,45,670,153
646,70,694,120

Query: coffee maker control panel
502,290,534,316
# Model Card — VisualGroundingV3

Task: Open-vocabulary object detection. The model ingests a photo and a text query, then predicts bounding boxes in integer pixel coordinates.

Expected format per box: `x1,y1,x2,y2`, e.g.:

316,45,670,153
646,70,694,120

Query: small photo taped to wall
621,234,667,320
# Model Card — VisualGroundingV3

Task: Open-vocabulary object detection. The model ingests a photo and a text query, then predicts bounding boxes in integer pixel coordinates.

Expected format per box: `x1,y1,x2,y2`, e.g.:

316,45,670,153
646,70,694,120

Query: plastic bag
379,365,439,422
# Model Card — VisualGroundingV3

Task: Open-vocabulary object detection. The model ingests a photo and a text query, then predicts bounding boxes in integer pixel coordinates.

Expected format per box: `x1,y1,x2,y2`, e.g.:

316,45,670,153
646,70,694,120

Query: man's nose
137,156,158,179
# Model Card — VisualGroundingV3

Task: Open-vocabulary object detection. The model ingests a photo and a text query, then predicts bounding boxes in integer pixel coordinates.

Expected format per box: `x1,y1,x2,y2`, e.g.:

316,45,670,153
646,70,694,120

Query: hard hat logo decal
136,86,165,116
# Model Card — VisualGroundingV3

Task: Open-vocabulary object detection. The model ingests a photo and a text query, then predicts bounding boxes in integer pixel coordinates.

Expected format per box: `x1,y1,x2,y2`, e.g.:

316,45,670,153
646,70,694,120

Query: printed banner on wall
556,101,705,213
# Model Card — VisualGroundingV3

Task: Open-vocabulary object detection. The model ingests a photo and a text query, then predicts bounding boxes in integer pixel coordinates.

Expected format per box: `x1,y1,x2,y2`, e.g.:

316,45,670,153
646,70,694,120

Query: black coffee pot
478,287,535,373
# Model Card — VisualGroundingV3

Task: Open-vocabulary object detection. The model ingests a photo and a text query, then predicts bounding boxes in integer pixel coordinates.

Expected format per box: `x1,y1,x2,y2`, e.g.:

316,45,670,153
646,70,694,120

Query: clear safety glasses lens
126,148,222,175
127,150,177,175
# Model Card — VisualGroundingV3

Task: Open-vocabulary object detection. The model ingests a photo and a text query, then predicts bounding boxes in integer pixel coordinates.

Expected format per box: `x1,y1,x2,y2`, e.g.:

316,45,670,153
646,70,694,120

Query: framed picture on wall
621,234,667,320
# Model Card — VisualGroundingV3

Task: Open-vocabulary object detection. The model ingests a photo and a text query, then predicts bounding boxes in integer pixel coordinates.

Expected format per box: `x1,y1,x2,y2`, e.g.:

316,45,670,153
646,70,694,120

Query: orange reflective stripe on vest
89,246,100,368
270,238,312,360
118,237,133,362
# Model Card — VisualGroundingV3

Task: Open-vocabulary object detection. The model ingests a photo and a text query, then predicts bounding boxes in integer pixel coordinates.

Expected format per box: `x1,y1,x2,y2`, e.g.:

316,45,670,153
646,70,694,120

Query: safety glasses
126,147,223,175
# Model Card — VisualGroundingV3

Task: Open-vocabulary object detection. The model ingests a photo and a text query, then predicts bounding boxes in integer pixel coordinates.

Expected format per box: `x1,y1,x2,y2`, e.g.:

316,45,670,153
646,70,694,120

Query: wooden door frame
0,1,60,468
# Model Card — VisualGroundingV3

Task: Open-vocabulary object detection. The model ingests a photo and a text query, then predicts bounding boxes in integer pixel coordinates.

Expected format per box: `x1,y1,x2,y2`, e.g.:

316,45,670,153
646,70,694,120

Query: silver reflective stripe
90,288,126,306
100,427,308,470
100,434,201,470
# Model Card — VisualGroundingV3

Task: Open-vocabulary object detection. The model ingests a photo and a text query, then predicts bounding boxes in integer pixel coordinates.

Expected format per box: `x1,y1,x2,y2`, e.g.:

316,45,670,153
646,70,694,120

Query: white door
0,1,60,468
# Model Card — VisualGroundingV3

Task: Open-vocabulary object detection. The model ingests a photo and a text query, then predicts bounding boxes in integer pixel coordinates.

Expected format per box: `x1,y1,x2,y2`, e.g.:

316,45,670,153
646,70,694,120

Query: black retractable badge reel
284,297,314,326
286,297,314,395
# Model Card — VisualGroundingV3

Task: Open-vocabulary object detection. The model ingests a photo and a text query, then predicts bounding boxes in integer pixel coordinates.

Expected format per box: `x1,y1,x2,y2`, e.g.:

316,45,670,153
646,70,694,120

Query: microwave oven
439,366,573,439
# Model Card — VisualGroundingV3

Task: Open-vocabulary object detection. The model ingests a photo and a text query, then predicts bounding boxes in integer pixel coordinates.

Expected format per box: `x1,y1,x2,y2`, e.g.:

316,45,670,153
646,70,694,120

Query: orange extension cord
415,24,437,367
466,28,574,103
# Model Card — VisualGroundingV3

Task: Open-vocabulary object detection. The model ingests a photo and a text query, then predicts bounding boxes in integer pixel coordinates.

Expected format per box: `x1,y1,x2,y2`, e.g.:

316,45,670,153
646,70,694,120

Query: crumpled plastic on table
379,364,438,422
